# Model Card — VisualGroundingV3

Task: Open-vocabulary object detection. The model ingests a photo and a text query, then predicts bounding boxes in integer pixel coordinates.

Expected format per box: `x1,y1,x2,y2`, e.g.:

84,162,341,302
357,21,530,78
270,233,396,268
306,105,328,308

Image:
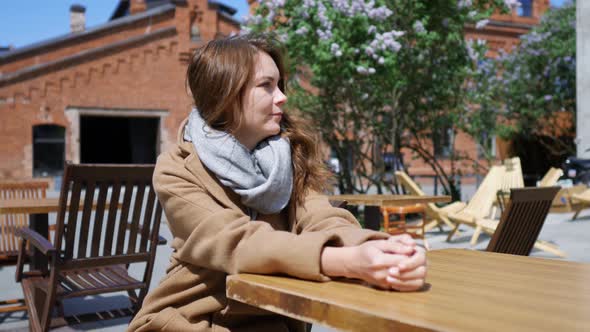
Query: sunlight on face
233,51,287,150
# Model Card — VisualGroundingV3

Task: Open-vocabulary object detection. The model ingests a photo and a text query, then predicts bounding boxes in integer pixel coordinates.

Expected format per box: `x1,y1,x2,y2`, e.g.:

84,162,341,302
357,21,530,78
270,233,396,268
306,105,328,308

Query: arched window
33,125,65,177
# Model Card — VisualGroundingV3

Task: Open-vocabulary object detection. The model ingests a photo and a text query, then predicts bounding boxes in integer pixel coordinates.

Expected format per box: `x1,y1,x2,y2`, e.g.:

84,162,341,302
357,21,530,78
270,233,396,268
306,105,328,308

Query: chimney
70,4,86,33
130,0,147,15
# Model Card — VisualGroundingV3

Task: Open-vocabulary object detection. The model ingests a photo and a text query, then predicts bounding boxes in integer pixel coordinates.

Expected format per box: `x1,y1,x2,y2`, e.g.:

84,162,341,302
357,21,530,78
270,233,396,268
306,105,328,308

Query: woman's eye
258,81,271,87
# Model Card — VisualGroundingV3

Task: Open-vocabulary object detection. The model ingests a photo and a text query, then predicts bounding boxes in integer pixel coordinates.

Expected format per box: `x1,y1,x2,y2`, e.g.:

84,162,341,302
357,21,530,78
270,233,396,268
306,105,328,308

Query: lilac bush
245,0,511,196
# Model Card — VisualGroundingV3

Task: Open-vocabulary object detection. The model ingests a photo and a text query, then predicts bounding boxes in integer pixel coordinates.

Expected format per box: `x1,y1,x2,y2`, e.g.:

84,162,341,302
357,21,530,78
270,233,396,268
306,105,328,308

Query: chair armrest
16,227,56,256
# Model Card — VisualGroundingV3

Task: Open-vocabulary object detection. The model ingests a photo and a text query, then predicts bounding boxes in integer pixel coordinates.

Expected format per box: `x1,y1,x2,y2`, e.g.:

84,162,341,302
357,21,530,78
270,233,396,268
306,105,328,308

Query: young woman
128,34,426,332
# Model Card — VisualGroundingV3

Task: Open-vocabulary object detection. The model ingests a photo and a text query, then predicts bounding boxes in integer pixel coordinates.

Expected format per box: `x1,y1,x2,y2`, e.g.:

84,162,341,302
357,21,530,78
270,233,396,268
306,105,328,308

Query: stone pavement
1,187,589,332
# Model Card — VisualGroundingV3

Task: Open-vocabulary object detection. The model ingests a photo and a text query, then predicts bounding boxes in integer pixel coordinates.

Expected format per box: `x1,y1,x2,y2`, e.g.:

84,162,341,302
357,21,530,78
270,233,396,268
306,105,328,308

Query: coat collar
177,117,244,212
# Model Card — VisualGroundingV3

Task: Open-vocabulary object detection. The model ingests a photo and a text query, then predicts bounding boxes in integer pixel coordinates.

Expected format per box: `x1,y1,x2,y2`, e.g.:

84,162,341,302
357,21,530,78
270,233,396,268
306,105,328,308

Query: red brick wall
0,0,239,180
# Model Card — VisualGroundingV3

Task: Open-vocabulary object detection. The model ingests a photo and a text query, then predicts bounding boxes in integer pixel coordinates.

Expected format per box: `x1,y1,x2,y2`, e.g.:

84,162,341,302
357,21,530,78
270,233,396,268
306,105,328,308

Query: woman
128,34,426,332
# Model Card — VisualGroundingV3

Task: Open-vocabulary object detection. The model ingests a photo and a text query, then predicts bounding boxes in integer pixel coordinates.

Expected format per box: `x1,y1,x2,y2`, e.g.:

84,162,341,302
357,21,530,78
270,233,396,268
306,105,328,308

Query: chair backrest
486,186,560,255
54,163,163,273
538,167,563,187
463,165,506,218
395,171,426,196
500,157,524,192
0,180,48,259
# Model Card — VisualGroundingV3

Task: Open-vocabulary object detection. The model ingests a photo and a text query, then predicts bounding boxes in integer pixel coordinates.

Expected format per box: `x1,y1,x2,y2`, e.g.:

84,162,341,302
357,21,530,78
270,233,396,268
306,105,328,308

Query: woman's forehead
253,51,279,78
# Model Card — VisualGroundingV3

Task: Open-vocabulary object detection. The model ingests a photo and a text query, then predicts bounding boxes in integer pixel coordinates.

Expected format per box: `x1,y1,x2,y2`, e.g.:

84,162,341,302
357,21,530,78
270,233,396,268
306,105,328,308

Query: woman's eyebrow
257,75,278,82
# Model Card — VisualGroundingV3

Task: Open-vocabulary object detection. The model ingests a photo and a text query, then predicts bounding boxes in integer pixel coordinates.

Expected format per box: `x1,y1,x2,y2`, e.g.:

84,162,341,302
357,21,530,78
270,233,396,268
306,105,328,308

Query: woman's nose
275,88,287,106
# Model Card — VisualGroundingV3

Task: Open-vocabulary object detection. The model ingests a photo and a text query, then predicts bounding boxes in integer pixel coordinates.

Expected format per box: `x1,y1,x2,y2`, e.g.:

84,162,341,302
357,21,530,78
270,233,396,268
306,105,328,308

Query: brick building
0,0,552,185
0,0,240,184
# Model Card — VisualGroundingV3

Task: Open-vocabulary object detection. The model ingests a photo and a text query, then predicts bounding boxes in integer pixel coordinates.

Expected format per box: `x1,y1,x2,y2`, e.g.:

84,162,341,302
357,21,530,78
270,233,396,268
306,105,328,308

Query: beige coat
128,127,387,331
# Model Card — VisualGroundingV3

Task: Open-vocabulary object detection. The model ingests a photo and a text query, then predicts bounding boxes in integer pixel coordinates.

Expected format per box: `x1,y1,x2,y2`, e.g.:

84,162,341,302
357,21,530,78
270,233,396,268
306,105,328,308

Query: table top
330,194,451,207
0,197,104,214
227,249,590,332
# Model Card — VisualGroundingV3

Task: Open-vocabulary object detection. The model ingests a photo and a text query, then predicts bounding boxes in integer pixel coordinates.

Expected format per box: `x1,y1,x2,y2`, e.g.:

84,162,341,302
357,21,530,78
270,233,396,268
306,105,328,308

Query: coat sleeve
154,157,354,282
294,192,390,246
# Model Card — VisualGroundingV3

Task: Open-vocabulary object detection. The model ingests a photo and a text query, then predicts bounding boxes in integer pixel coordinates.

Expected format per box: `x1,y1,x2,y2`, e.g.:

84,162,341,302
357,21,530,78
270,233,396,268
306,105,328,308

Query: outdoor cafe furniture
329,194,450,231
227,248,590,332
480,186,565,257
14,163,164,332
380,203,429,250
446,165,506,243
0,180,49,313
395,171,465,231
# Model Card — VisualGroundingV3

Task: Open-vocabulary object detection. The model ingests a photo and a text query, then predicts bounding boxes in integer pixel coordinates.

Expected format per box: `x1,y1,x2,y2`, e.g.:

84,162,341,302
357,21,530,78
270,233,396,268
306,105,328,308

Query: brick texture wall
0,0,240,180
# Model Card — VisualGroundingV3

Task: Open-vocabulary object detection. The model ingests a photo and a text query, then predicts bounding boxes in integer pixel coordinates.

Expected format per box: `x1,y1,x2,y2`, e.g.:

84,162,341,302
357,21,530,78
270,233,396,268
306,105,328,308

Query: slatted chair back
0,180,48,263
54,163,162,273
538,167,563,187
486,186,560,256
395,171,437,212
499,157,524,192
462,165,506,218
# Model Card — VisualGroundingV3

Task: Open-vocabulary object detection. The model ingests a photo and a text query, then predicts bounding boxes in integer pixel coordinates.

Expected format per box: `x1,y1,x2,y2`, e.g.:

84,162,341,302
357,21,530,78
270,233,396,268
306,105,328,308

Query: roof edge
0,4,176,64
0,27,177,87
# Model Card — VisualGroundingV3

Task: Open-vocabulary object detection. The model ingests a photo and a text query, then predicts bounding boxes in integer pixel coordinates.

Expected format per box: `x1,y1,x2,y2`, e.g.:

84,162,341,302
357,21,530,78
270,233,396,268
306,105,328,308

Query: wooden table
227,249,590,332
330,194,451,230
0,198,101,272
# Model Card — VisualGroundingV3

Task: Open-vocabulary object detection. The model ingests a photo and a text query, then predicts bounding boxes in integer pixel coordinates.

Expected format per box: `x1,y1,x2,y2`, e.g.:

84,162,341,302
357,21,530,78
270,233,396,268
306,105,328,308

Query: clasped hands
321,234,426,291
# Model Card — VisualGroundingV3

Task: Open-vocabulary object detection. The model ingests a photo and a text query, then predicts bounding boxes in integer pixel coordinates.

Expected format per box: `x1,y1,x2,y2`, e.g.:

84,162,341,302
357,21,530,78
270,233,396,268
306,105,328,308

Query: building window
33,125,65,177
433,127,453,158
517,0,533,17
478,132,497,158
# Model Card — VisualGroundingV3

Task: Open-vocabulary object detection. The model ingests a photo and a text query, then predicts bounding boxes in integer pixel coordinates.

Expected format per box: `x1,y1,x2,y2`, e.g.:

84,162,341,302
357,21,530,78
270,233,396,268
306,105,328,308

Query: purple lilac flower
295,26,309,35
475,19,489,29
544,95,553,101
413,21,426,33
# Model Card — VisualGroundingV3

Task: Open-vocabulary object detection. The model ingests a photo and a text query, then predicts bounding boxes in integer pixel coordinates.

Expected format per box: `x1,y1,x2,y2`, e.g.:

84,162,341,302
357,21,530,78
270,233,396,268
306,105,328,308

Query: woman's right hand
321,235,427,291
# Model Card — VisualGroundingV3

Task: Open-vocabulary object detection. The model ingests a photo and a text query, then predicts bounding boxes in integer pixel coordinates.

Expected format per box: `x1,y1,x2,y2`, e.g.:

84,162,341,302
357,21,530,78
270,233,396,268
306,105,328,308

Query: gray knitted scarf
184,108,293,218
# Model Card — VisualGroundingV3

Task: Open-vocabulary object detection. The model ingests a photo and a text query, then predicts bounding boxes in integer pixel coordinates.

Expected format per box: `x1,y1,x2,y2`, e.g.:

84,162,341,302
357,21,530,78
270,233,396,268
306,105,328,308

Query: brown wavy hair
186,33,330,205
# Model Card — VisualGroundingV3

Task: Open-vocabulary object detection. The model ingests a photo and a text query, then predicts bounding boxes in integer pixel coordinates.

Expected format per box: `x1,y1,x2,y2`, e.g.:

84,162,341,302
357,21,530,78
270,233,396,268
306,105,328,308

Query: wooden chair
538,167,563,187
381,204,429,250
15,163,164,332
0,180,49,313
395,171,464,232
446,165,506,243
485,187,561,256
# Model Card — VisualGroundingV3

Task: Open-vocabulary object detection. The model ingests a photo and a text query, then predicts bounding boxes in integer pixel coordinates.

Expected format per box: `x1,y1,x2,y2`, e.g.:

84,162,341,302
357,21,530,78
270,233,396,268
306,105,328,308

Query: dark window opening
518,0,533,17
80,116,158,164
434,127,453,158
33,125,65,177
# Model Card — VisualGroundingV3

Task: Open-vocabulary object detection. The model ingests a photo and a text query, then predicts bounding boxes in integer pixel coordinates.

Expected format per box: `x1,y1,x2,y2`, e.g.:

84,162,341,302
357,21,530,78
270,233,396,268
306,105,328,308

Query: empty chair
486,186,560,256
15,163,164,332
0,180,48,313
537,167,564,187
446,165,506,243
395,171,465,232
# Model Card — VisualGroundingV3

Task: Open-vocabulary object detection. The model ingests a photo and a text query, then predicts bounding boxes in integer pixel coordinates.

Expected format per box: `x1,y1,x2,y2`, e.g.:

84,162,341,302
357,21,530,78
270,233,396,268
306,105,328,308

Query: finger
392,266,427,281
369,252,410,269
386,276,426,292
388,234,416,246
376,240,415,256
398,249,427,272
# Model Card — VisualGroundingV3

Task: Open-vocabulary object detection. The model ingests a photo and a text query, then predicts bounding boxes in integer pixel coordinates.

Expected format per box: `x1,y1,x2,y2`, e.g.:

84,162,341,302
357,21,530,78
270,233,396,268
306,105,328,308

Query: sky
0,0,567,50
0,0,250,49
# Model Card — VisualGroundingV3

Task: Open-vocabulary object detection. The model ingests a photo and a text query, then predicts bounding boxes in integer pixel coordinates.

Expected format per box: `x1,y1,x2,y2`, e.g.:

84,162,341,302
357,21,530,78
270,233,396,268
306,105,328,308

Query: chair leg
534,240,567,258
470,226,483,246
446,224,461,242
572,209,581,220
440,216,456,230
424,220,438,232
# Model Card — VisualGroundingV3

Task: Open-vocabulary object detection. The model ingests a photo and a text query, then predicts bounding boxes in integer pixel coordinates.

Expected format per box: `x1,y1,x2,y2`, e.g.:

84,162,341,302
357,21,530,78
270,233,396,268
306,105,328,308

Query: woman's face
233,51,287,150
